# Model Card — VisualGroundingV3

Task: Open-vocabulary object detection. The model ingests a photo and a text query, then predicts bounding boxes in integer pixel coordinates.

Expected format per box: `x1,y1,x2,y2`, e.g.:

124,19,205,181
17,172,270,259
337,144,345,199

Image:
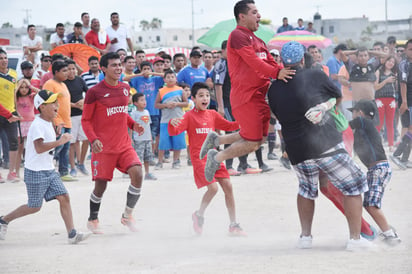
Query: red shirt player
81,52,144,234
168,82,247,237
200,0,294,182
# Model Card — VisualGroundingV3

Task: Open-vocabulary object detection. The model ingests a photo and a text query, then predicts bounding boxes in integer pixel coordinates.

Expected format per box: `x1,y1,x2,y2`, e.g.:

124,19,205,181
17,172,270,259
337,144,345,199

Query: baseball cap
348,100,376,119
20,61,34,70
152,56,164,64
270,49,280,56
155,47,165,54
34,90,60,109
281,41,304,65
190,50,202,58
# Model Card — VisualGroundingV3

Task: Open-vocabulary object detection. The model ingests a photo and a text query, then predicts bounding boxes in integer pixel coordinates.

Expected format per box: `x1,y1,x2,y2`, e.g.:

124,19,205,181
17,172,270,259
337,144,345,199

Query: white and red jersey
168,108,239,162
82,80,136,153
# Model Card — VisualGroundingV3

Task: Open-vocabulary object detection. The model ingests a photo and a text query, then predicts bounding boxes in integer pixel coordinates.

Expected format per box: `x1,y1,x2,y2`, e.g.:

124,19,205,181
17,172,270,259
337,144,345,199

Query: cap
347,99,376,119
281,41,304,65
190,50,202,58
270,49,280,56
152,57,164,64
155,47,165,54
20,61,33,70
34,90,60,109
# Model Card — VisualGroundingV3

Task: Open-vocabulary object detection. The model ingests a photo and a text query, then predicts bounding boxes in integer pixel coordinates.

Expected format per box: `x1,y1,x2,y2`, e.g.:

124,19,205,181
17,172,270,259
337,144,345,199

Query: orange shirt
43,79,72,128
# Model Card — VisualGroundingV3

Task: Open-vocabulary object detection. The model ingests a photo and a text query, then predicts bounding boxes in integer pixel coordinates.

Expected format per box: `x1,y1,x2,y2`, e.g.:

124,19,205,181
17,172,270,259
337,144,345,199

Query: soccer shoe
7,172,20,183
204,149,220,182
267,152,278,160
227,168,241,176
172,160,181,169
68,231,92,244
228,223,247,237
0,221,8,240
0,174,5,184
346,237,376,252
381,227,401,246
192,211,204,235
259,163,273,173
401,160,412,168
360,224,378,241
60,174,78,182
199,131,219,159
87,219,104,234
77,164,90,175
70,168,77,177
155,162,163,170
297,235,312,249
389,155,407,170
144,173,157,180
279,156,292,170
121,214,138,232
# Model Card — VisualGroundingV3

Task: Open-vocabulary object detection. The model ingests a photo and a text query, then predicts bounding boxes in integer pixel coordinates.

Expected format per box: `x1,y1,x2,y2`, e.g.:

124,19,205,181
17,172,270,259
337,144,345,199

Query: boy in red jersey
201,0,294,182
168,82,246,236
81,52,144,234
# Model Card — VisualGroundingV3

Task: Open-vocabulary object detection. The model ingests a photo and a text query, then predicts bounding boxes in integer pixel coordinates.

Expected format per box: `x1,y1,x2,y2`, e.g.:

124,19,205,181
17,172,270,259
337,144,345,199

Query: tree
1,22,13,29
140,20,150,31
150,18,162,29
260,19,272,25
360,25,377,42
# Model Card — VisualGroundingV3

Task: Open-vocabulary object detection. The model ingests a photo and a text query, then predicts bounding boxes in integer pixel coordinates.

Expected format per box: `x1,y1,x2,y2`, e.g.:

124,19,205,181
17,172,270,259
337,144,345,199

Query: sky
0,0,411,30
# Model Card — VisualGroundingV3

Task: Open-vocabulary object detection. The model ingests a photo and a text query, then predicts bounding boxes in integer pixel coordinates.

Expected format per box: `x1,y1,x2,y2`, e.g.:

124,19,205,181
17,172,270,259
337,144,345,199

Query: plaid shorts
293,143,368,199
133,140,153,162
24,168,68,208
364,161,391,208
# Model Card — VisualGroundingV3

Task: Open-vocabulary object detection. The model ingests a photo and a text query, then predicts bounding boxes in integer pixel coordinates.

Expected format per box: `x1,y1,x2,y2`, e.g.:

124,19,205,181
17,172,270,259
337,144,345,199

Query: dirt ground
1,148,411,274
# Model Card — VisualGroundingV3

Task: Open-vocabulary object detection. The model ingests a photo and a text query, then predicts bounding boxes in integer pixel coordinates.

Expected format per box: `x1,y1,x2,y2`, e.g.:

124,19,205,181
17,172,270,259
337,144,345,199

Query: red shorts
232,98,271,141
91,147,141,181
192,157,229,189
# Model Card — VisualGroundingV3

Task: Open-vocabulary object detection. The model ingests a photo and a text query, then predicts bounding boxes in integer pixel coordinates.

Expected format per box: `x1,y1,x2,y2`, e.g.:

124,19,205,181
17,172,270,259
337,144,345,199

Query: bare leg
215,139,261,163
365,206,391,232
198,183,218,216
9,150,17,174
173,150,181,162
80,140,89,165
69,142,78,171
218,178,236,223
2,205,41,223
143,161,150,175
16,141,24,177
128,165,143,189
56,194,75,233
297,194,314,236
218,132,243,145
343,195,362,239
158,150,164,164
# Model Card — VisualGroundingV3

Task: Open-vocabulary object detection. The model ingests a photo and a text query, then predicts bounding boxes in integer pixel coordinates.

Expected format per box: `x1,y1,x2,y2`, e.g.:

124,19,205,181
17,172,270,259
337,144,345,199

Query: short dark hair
132,92,144,103
51,53,64,62
191,82,210,97
81,12,89,19
405,39,412,48
179,82,190,90
116,48,126,54
74,22,82,28
111,12,119,18
27,24,35,31
135,49,145,55
221,40,228,50
140,61,152,70
356,46,369,56
173,53,186,61
161,54,172,61
373,41,385,49
333,43,347,54
234,0,255,22
0,48,7,55
88,56,99,63
124,56,135,63
307,45,317,51
56,23,64,28
163,69,175,78
100,52,120,68
65,59,76,66
52,61,68,74
387,36,396,44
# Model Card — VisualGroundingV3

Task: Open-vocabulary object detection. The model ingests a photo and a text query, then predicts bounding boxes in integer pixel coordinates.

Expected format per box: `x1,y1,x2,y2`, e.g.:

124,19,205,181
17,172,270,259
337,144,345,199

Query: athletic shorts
24,168,68,208
133,140,153,162
150,115,161,138
91,147,141,181
292,143,368,199
364,161,391,208
192,157,229,189
232,98,270,142
159,123,186,151
0,116,18,151
70,115,87,143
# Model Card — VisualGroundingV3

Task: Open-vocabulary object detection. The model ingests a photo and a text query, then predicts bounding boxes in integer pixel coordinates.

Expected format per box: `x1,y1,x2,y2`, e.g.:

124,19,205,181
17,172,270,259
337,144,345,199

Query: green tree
260,19,272,25
140,20,150,31
150,18,162,29
1,22,13,28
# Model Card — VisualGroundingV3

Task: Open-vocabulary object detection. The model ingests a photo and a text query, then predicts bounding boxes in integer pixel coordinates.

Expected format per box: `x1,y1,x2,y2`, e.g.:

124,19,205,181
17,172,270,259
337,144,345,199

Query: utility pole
385,0,388,36
22,9,32,25
191,0,195,47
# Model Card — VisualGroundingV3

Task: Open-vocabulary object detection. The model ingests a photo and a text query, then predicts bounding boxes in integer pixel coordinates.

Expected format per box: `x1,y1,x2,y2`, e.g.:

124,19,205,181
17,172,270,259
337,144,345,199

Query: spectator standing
295,18,305,30
65,22,85,44
277,17,294,33
106,12,134,54
21,25,43,65
85,18,111,56
50,23,66,49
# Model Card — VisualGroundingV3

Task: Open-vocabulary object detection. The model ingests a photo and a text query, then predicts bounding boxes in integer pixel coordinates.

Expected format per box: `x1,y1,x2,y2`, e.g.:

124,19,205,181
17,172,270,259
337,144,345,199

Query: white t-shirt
106,25,130,53
21,35,43,63
50,32,65,46
33,67,49,80
25,116,56,171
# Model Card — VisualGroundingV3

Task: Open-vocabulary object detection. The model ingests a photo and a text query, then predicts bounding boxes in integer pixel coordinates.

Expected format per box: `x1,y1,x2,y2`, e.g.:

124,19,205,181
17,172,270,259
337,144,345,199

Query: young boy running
81,52,145,234
168,82,246,236
0,90,90,244
349,100,401,246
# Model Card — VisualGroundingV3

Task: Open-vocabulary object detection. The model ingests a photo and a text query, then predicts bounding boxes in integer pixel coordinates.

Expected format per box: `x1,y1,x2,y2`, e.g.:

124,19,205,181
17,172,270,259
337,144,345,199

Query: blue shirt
277,25,294,33
326,55,344,89
98,72,124,82
129,76,164,115
177,66,210,88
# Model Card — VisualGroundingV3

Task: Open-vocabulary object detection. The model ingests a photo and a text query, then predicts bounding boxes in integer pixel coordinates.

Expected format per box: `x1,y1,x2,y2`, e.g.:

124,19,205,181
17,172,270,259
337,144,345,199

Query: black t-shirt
349,116,387,167
268,67,342,165
64,76,88,116
213,58,232,109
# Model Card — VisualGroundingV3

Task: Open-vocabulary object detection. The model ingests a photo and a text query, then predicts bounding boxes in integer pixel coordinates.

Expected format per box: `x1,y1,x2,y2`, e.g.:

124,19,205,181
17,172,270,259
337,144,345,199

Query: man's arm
126,38,134,56
399,82,408,114
214,84,224,116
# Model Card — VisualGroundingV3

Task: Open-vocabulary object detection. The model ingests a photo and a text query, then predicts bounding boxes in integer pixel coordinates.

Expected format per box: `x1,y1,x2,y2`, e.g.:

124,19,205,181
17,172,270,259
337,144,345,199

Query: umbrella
197,19,275,49
49,44,100,71
268,30,332,50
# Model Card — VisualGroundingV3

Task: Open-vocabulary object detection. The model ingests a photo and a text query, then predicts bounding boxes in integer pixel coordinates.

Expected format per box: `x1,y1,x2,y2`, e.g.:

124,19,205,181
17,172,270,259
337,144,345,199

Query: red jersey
82,80,136,153
227,25,281,108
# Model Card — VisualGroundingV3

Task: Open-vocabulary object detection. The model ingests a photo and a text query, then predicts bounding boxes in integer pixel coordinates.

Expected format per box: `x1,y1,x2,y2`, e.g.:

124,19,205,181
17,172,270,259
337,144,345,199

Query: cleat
228,223,247,237
200,131,219,159
279,156,292,170
0,220,8,240
267,152,278,160
77,164,89,175
87,219,104,234
259,163,273,173
204,149,220,182
144,173,157,180
68,231,91,244
297,235,312,249
389,155,407,170
192,211,204,235
172,160,181,169
121,214,138,232
155,162,163,170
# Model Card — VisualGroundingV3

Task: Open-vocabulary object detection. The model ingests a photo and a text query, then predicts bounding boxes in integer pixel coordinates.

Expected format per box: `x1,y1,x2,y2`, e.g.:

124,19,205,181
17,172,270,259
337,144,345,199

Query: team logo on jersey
92,161,99,176
140,115,150,124
256,52,267,59
123,88,129,96
104,93,110,97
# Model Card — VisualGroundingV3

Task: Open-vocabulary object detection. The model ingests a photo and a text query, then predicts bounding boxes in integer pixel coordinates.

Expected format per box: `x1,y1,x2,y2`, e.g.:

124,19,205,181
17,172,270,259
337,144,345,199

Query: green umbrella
197,19,275,49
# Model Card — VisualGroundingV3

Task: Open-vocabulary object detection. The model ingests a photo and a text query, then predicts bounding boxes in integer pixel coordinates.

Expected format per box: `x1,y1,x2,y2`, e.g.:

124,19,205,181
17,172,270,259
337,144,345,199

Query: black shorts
0,117,18,151
401,110,410,128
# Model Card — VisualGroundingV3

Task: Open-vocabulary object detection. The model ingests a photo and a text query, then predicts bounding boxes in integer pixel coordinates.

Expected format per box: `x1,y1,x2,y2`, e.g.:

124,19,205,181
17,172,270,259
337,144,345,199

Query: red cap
152,57,164,64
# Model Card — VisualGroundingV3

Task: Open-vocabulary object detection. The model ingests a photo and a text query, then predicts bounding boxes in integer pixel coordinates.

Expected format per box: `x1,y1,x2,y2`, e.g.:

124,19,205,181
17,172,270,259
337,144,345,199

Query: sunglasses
43,59,52,62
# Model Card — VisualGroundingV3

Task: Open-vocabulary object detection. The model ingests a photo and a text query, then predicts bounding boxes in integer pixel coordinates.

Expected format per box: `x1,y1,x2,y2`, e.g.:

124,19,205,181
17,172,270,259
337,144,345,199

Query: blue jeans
55,127,71,176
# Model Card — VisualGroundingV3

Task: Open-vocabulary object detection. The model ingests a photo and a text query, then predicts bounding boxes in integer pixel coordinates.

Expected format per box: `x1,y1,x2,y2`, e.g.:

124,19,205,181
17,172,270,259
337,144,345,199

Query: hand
170,118,183,127
400,102,408,114
278,68,295,83
111,38,118,44
60,133,72,144
92,139,103,153
305,104,328,124
8,115,21,123
142,71,150,78
55,124,64,135
133,123,144,136
386,76,396,83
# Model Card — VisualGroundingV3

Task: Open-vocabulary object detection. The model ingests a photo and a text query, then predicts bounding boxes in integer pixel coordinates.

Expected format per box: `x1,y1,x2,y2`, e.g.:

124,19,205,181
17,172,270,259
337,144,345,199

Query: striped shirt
81,70,100,89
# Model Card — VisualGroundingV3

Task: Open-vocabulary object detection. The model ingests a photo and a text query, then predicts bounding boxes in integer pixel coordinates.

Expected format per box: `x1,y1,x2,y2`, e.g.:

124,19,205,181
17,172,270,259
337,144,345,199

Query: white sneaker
68,231,92,244
0,222,8,240
346,237,376,252
297,235,312,249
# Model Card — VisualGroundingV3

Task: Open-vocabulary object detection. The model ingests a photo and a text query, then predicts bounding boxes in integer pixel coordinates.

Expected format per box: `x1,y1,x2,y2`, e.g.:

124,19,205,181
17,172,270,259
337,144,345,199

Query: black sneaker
390,155,407,170
279,156,291,170
259,163,273,173
267,153,278,160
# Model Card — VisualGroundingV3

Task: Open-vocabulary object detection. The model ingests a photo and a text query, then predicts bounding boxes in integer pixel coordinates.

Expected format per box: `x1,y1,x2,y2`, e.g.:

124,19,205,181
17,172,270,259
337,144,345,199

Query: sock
268,132,276,154
238,155,248,170
0,216,8,224
68,229,77,238
255,147,264,167
124,185,141,218
224,144,233,169
89,193,102,221
382,229,396,237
